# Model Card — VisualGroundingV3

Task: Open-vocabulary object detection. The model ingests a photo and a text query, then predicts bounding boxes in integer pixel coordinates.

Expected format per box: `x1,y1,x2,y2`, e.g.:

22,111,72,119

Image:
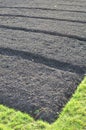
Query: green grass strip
0,76,86,130
51,76,86,130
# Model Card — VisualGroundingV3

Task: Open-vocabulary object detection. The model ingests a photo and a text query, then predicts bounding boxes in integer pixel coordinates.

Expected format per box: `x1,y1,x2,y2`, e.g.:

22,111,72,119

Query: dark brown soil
0,0,86,123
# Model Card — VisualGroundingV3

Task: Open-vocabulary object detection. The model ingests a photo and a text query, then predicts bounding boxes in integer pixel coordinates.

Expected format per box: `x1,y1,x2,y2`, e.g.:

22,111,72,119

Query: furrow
0,47,85,75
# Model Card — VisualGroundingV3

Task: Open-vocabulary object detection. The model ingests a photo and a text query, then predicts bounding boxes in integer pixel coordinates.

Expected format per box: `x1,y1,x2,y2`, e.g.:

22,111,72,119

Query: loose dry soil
0,0,86,123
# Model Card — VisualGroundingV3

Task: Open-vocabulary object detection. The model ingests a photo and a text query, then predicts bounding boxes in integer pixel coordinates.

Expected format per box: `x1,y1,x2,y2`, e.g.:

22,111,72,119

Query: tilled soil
0,0,86,123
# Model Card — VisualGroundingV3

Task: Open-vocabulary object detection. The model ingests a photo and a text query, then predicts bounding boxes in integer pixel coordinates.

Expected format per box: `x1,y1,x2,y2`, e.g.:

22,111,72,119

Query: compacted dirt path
0,0,86,123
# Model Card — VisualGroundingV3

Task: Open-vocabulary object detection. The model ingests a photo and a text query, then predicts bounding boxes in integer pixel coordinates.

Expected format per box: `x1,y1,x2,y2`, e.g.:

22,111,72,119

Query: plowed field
0,0,86,123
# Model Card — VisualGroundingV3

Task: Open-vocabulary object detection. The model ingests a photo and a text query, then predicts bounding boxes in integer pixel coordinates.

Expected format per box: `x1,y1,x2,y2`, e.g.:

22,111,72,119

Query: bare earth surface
0,0,86,123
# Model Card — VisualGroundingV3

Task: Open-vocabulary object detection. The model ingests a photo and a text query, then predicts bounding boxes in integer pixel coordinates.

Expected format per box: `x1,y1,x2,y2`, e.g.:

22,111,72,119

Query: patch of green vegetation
51,76,86,130
0,77,86,130
0,105,49,130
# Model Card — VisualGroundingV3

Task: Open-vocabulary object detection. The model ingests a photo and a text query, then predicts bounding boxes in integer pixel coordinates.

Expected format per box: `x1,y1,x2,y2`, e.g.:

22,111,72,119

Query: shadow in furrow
0,47,86,75
0,24,86,41
0,6,86,13
0,14,86,24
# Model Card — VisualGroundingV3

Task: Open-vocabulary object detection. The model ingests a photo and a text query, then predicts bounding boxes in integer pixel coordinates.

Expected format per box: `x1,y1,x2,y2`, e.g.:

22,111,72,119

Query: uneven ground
0,0,86,123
